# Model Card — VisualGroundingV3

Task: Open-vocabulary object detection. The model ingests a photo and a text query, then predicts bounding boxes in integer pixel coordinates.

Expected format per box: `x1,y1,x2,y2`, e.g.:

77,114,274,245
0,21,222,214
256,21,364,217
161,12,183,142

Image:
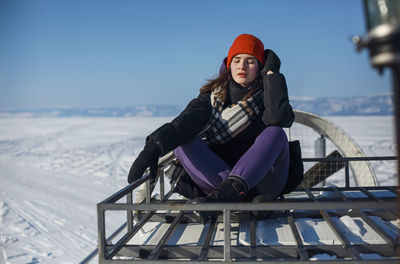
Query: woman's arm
146,91,212,155
261,73,294,127
261,49,294,127
128,91,212,183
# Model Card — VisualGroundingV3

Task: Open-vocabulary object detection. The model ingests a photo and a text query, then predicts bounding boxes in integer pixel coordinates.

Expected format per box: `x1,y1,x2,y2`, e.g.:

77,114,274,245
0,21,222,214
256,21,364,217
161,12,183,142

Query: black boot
168,160,206,200
192,176,247,223
206,177,247,202
251,194,273,220
174,171,206,199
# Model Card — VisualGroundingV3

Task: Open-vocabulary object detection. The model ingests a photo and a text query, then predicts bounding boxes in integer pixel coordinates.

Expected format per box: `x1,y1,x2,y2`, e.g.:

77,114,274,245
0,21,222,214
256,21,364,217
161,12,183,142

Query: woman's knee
173,146,183,160
173,137,203,158
257,126,288,145
266,125,286,137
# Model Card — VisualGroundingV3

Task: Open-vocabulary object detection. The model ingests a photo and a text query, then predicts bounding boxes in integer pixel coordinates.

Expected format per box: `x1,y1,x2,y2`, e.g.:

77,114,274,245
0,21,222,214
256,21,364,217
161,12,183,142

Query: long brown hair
199,65,263,103
199,68,232,102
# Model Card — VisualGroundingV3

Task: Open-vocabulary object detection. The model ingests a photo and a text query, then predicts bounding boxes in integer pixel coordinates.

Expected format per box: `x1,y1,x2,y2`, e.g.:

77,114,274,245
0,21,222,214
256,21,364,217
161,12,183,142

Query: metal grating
80,157,400,264
94,188,399,263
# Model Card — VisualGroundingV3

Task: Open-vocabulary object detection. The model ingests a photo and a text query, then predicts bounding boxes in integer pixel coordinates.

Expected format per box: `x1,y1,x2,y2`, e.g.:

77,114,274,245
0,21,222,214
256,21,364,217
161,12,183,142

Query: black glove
261,49,281,75
127,142,161,184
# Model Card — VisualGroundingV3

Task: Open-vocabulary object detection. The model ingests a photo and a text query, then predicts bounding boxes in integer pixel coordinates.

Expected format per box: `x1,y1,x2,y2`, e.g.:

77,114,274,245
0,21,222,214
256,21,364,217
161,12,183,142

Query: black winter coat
147,73,294,167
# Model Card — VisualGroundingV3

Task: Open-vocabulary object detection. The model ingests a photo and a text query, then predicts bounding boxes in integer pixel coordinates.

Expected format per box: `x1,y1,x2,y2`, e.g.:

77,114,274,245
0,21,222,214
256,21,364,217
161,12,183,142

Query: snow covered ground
0,116,396,263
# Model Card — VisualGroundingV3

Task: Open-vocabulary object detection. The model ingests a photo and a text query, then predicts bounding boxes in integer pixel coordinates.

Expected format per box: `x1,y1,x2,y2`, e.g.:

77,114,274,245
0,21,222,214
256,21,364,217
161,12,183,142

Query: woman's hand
261,49,281,75
127,142,161,184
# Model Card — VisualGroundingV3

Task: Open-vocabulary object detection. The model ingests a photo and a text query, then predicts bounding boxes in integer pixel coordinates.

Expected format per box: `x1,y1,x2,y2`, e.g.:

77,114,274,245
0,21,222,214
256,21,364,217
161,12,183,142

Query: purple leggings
173,126,289,198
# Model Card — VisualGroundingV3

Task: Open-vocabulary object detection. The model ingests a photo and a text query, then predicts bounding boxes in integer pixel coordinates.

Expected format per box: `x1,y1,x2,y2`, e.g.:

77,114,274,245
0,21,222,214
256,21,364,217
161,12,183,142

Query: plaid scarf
200,87,264,145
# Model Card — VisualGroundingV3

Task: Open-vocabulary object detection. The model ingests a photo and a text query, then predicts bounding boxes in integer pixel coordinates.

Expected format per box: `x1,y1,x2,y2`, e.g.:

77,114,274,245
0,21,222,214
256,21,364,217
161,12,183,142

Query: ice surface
239,217,296,245
333,215,386,244
0,117,172,263
309,253,337,260
0,116,396,263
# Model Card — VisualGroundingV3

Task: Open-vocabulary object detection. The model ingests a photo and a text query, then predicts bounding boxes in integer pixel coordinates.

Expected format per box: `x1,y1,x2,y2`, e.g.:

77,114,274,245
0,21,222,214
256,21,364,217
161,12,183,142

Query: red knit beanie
227,34,265,68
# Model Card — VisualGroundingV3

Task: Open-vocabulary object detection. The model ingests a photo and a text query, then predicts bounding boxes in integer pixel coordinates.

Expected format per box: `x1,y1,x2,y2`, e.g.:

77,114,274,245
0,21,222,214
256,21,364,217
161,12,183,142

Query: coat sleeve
261,73,295,127
146,91,212,155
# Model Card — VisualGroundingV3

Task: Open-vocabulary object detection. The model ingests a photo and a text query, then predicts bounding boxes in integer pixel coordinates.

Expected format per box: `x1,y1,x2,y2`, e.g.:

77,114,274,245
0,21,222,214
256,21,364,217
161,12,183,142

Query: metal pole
315,135,326,158
392,66,400,247
97,205,106,263
159,168,165,201
146,179,151,204
315,135,326,186
345,161,350,188
392,66,400,184
127,191,133,233
223,209,231,262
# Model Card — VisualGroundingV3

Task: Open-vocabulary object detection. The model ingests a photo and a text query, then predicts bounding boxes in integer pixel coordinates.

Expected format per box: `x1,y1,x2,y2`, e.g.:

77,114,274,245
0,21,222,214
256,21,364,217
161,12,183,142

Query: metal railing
302,156,397,188
82,156,399,263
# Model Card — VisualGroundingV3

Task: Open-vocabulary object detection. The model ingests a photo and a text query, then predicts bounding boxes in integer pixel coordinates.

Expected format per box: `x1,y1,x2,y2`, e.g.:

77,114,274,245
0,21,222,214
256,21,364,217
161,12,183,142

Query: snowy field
0,116,397,263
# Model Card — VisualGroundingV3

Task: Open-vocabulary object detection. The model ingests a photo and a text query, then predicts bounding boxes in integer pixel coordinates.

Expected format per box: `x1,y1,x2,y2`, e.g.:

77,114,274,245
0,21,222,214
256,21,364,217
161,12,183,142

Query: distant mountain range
290,93,393,116
0,94,393,118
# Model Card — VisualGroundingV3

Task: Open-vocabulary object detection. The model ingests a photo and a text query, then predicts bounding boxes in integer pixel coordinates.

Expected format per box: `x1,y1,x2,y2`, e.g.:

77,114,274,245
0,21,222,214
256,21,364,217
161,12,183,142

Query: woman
127,34,294,208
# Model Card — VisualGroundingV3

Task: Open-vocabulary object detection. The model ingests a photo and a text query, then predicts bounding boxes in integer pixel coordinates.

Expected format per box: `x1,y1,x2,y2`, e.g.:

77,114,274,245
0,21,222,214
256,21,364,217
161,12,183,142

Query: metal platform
84,155,399,263
79,111,399,263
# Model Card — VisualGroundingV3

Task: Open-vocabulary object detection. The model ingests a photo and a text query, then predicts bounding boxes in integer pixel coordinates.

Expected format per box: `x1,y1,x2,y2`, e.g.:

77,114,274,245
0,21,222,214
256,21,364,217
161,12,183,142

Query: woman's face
230,54,259,87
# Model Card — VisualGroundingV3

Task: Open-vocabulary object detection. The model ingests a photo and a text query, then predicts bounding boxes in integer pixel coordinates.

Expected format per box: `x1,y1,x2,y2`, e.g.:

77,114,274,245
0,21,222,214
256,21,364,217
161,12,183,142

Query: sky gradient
0,0,393,109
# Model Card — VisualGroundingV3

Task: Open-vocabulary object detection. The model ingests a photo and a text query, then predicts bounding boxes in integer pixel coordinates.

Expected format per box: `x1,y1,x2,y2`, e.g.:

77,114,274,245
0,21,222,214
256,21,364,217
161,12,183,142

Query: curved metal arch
292,110,378,186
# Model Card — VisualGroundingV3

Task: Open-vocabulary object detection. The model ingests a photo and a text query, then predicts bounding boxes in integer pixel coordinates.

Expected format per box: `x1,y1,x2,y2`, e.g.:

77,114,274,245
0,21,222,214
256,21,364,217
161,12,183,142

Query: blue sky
0,0,392,109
